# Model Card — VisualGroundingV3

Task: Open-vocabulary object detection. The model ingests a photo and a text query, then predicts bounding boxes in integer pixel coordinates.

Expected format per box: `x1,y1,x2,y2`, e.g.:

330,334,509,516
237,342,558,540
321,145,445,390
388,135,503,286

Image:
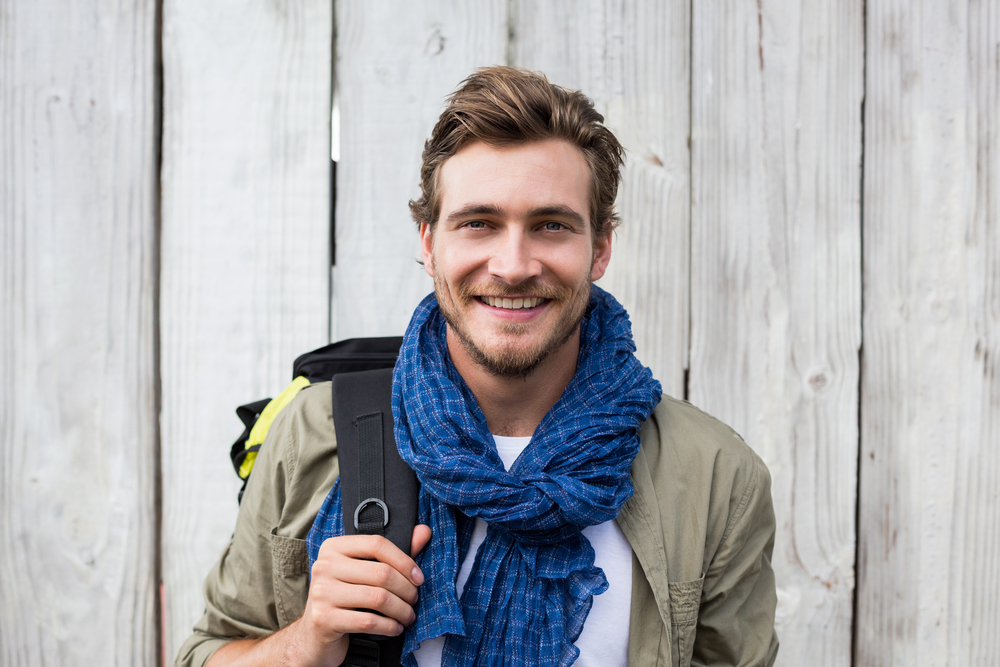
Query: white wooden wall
2,1,998,666
1,0,159,665
690,2,864,663
158,0,333,657
857,1,1000,663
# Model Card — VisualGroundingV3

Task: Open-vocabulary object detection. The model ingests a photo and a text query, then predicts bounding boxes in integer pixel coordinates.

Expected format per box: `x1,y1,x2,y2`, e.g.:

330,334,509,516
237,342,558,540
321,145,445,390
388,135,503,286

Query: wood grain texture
509,0,691,397
331,0,506,340
159,0,332,658
858,1,1000,663
0,1,158,665
690,1,863,664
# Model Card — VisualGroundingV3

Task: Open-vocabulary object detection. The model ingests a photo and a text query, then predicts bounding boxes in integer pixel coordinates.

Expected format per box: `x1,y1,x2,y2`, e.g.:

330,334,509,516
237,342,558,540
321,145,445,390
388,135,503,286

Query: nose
487,228,542,285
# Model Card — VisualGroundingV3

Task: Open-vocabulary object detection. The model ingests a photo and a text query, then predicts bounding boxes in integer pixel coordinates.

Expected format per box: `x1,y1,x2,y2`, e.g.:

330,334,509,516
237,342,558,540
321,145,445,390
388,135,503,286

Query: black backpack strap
332,367,418,667
342,637,382,667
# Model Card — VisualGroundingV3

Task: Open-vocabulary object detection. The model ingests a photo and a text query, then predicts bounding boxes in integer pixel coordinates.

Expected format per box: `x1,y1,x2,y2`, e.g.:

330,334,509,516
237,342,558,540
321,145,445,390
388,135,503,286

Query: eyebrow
530,205,586,225
444,203,586,226
444,204,505,223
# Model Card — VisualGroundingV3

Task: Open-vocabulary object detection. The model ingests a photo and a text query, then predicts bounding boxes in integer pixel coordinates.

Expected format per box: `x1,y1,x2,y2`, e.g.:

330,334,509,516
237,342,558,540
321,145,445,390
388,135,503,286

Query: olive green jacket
176,382,778,667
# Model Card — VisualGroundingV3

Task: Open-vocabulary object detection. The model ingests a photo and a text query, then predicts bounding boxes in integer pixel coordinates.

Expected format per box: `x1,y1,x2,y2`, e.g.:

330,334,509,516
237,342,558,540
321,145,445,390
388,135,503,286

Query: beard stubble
435,275,592,379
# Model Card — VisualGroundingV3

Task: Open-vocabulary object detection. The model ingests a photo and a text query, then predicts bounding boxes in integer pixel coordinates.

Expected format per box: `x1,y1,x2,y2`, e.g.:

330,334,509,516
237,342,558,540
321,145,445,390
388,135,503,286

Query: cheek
438,248,485,282
556,253,599,285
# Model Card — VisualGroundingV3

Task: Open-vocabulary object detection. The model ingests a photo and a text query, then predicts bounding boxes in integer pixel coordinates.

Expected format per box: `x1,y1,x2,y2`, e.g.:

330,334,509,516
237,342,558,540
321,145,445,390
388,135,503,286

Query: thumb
410,524,432,559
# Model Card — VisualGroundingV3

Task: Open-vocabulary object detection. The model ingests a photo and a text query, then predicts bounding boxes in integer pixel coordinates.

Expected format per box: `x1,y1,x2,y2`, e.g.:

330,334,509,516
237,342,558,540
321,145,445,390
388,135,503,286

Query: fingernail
412,567,424,585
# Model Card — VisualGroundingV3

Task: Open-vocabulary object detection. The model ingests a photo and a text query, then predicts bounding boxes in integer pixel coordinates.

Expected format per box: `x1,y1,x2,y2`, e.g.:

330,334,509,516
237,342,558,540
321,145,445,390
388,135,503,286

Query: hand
204,526,432,667
293,525,433,666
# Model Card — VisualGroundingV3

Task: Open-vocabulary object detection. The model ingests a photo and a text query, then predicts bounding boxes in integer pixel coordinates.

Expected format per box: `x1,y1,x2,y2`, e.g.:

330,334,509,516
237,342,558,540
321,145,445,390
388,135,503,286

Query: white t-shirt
413,435,631,667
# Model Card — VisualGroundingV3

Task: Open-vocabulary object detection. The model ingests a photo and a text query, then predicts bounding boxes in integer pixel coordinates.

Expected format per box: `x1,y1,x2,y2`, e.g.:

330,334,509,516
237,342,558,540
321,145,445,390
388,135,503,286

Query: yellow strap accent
239,375,312,479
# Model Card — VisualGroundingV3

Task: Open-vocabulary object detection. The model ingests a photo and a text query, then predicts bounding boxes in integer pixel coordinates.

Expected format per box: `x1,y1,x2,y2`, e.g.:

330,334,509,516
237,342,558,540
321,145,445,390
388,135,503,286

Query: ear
420,222,435,277
590,227,612,281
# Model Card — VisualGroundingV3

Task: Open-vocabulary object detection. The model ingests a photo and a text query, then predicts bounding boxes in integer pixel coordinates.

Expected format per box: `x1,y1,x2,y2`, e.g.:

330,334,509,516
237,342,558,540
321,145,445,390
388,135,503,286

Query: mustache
457,278,568,301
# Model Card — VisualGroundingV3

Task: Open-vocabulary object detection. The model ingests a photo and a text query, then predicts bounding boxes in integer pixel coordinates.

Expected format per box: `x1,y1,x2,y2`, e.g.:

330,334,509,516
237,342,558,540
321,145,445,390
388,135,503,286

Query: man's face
421,139,612,378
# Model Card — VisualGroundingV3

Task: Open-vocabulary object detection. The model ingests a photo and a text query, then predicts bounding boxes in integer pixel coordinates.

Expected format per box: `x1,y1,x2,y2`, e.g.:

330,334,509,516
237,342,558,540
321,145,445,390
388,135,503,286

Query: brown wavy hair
409,67,624,241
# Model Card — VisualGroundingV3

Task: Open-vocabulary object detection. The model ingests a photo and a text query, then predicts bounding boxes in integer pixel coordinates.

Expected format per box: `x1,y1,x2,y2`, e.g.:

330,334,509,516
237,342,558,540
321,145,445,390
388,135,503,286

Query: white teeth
482,296,541,309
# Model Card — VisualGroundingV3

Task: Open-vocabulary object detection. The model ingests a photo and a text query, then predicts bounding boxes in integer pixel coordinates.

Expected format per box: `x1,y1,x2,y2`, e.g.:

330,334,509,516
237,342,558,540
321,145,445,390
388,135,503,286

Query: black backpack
229,336,419,666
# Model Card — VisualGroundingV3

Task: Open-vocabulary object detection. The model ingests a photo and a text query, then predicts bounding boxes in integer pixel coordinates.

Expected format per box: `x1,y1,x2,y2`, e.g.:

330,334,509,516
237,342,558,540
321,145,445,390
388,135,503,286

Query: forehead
437,139,591,218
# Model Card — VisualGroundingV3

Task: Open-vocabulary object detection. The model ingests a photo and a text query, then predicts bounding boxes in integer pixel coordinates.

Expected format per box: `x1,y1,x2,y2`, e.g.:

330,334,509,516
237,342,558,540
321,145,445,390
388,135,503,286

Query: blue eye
544,221,565,231
467,220,486,229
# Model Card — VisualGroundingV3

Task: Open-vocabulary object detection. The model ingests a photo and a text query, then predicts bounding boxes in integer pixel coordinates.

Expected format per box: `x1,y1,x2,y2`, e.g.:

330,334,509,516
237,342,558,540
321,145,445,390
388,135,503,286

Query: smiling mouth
479,296,546,310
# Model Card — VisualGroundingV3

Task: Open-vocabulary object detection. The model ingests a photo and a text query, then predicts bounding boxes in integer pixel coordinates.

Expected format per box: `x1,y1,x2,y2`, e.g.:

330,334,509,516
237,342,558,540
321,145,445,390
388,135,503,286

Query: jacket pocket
270,529,309,627
669,575,704,666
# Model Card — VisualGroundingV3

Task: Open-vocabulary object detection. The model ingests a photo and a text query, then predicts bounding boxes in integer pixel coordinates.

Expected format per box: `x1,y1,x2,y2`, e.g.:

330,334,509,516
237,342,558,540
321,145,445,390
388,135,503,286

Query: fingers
316,558,417,623
306,586,410,637
295,533,431,664
326,533,424,591
307,534,425,633
326,608,406,638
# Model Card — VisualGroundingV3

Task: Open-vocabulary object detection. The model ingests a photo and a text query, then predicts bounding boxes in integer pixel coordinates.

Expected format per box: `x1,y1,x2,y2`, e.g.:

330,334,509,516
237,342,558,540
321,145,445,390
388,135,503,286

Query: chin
460,328,577,379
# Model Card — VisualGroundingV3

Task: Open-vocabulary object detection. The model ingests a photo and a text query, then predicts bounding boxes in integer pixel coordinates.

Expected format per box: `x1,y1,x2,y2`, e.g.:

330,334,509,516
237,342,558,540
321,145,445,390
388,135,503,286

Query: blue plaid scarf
308,285,660,666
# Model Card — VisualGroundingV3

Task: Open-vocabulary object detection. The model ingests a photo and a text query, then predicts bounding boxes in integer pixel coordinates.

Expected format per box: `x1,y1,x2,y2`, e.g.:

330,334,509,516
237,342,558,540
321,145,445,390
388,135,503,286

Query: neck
446,327,580,437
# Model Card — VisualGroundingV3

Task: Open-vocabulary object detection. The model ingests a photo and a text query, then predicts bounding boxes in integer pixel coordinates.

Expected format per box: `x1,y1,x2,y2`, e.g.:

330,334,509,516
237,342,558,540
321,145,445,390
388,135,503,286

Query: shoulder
639,395,769,498
629,395,774,578
268,380,336,457
240,380,339,538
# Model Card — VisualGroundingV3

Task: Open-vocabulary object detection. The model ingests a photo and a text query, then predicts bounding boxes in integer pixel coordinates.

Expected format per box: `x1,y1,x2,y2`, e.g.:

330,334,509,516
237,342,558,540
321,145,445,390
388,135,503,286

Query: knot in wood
807,371,829,393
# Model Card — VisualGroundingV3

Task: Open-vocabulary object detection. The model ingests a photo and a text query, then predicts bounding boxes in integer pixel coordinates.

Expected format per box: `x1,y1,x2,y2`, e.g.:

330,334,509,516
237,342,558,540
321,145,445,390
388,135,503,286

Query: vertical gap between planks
684,0,694,403
329,0,338,343
152,0,165,664
851,1,868,664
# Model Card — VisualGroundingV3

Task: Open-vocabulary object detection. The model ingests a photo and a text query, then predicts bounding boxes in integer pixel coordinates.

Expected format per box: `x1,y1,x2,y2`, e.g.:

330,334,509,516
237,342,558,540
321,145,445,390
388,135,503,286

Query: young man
176,67,778,667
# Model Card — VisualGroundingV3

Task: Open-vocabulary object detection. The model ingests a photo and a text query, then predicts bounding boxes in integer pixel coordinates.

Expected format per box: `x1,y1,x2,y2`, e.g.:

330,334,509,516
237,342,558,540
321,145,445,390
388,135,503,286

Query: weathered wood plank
159,0,332,659
509,0,691,398
332,0,507,340
0,1,158,665
858,1,1000,663
690,1,864,664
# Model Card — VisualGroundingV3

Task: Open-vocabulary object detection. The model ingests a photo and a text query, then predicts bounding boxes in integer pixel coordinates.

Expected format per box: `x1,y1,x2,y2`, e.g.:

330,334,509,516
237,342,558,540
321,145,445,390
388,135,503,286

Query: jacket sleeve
173,383,338,667
692,457,779,667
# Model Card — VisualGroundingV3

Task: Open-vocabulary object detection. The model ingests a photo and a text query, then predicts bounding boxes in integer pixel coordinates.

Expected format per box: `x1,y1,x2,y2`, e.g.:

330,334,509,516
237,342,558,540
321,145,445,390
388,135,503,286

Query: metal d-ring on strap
354,412,388,535
354,497,389,531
